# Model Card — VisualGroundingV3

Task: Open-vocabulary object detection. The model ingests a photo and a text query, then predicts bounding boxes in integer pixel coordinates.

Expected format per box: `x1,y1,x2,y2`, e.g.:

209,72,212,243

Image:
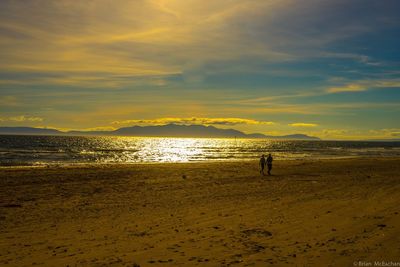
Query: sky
0,0,399,140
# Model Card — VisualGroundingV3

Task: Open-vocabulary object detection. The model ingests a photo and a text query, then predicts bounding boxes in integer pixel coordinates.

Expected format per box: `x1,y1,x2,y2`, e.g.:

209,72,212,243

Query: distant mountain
113,124,249,138
0,126,62,135
0,124,321,140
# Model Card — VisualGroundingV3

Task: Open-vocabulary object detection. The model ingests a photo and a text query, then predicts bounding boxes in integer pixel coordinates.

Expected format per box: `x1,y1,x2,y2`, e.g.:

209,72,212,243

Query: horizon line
1,125,400,141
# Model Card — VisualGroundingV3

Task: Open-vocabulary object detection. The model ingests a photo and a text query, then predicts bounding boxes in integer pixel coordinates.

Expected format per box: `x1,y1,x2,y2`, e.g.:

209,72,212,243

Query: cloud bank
112,117,275,126
0,115,43,122
289,123,318,127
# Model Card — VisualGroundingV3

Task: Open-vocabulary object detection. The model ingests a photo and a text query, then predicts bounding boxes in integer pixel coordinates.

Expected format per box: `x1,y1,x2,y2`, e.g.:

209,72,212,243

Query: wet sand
1,158,400,266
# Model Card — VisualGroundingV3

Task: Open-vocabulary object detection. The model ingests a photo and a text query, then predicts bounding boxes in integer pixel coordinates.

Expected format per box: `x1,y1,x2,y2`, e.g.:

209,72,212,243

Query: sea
1,135,400,166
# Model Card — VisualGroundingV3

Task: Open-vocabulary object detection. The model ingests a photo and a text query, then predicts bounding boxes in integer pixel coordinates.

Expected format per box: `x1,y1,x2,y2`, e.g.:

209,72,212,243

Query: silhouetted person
259,154,266,175
266,153,273,175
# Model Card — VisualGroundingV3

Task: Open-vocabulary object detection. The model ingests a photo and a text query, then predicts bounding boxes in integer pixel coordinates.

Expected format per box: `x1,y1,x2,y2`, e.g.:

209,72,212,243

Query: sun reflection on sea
87,137,285,163
154,138,204,162
3,135,399,166
96,136,252,163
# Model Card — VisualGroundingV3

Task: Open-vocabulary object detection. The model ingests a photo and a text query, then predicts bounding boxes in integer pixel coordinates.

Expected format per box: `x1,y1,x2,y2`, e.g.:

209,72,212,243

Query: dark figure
259,154,266,175
266,153,273,175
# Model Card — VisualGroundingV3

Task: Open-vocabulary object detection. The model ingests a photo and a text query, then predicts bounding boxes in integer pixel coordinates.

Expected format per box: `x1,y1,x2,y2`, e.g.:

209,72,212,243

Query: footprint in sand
241,228,272,238
188,256,197,261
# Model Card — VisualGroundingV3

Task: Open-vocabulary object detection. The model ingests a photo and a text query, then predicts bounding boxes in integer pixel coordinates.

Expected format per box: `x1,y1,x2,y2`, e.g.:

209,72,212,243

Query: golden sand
1,158,400,266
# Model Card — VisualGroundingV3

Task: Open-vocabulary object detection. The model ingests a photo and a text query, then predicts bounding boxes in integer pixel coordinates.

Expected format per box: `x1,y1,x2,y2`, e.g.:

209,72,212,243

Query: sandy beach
1,158,400,266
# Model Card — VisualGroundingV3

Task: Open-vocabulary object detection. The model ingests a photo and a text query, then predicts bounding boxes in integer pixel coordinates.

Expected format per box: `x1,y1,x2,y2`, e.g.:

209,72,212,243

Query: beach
1,158,400,266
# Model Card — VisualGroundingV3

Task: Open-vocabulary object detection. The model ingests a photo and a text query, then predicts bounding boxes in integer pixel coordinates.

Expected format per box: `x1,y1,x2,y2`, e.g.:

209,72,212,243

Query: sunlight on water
156,138,204,162
1,135,400,166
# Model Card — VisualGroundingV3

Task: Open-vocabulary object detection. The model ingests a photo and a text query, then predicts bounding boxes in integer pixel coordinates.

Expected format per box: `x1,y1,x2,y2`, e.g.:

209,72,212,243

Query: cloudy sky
0,0,399,139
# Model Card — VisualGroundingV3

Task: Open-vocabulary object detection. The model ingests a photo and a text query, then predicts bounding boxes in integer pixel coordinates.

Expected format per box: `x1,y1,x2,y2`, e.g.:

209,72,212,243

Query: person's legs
267,164,272,175
260,165,265,175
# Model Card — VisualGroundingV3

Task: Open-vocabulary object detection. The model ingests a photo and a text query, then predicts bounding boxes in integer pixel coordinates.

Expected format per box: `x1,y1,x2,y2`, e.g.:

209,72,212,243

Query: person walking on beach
267,153,273,175
259,154,266,175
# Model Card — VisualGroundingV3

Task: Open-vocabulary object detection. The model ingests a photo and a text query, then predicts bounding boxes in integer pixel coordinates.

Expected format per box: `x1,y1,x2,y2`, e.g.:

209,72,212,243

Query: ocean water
0,135,400,166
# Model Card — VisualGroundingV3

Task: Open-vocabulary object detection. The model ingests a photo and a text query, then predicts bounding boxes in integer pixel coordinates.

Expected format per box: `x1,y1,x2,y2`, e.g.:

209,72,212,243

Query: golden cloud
0,0,293,87
326,84,365,93
112,117,275,126
326,79,400,94
81,126,118,132
0,115,43,122
368,128,400,137
289,123,318,127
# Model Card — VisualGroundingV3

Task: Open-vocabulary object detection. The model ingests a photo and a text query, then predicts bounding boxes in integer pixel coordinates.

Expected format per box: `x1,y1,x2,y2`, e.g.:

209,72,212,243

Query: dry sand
1,158,400,266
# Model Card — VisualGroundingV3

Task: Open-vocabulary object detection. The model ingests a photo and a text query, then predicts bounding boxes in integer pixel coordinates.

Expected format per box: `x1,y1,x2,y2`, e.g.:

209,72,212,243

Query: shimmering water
1,135,400,166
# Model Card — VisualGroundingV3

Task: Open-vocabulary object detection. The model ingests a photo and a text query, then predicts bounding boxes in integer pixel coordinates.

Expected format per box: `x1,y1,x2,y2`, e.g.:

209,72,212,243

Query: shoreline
1,155,400,169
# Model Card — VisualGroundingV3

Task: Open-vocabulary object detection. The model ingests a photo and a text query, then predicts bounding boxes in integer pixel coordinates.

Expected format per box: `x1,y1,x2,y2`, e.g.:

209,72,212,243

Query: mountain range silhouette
0,124,321,140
